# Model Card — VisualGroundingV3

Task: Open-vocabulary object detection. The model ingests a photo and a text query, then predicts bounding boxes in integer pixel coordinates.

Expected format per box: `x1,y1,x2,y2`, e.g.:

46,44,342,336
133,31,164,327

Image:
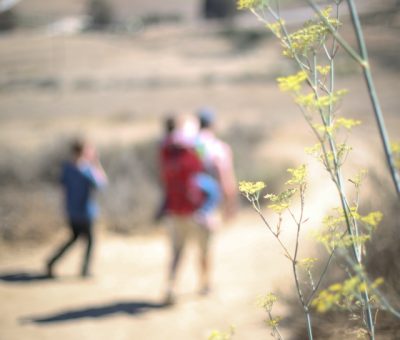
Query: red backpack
160,141,204,215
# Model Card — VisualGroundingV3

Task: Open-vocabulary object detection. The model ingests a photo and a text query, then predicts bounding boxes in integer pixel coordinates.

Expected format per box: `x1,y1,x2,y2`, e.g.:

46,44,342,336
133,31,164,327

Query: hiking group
45,108,237,305
159,108,237,304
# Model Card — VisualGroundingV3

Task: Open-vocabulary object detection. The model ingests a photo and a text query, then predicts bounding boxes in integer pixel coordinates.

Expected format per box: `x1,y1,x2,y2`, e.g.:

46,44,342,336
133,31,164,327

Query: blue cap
197,107,215,128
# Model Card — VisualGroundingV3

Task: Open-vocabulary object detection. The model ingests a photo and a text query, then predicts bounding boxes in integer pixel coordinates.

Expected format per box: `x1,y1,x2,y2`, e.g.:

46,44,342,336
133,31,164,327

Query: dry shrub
99,140,160,234
0,123,284,243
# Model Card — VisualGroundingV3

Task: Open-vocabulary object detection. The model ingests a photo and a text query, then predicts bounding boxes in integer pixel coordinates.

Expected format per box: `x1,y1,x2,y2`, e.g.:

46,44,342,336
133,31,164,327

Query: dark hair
164,116,176,134
199,115,211,129
71,139,85,156
197,108,215,129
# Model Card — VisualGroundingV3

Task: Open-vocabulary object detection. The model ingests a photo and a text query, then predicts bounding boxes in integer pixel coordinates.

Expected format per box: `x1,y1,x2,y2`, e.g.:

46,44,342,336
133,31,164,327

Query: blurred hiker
154,115,177,223
46,139,107,278
195,107,237,224
188,107,238,297
160,115,219,303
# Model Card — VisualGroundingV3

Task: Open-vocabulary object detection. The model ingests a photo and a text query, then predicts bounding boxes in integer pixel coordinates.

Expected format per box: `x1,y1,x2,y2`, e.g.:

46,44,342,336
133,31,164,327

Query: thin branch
267,310,284,340
293,261,307,309
306,246,337,306
253,202,293,261
307,269,316,291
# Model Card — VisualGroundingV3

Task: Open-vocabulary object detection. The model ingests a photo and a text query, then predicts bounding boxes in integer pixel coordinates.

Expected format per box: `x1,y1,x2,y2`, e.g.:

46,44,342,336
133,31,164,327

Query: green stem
311,42,362,264
305,310,314,340
293,262,313,340
346,0,400,199
306,19,374,335
345,1,399,335
308,51,360,263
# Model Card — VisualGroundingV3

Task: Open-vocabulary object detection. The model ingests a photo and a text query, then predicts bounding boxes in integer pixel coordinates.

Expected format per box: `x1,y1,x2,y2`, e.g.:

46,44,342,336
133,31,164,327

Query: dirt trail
0,212,304,340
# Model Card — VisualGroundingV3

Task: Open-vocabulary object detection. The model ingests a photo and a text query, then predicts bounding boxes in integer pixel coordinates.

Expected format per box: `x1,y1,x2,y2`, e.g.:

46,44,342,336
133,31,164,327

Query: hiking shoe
80,271,92,279
45,263,54,279
163,291,176,306
199,285,210,296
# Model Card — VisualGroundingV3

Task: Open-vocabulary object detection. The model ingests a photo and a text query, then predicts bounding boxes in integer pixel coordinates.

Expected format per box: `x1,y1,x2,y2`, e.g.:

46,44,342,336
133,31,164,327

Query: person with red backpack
159,115,220,304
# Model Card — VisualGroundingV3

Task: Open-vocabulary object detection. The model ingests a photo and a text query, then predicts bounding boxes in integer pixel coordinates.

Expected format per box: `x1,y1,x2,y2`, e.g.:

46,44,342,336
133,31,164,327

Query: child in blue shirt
46,139,107,278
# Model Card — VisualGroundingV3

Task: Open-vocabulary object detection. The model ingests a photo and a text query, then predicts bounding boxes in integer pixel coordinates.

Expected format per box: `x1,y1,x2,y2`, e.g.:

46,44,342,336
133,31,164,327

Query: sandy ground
0,212,302,340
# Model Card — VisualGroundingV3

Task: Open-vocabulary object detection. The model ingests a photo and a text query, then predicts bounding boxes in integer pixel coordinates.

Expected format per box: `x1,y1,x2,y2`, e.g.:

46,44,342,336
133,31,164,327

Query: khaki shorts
167,215,211,257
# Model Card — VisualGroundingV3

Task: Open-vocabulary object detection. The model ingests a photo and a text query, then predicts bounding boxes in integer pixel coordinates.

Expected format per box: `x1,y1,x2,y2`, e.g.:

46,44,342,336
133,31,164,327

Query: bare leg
199,251,210,294
166,243,184,300
165,217,186,304
198,224,211,295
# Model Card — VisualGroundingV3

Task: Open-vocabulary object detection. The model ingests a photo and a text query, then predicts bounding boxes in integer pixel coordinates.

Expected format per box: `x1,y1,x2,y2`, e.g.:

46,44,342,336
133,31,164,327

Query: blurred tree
202,0,237,19
0,9,16,31
87,0,113,29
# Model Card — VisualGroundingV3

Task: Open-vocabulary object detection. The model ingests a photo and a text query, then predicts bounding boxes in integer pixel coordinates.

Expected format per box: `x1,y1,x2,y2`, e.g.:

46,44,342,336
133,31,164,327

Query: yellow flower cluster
349,169,368,188
208,326,235,340
284,23,328,56
239,181,266,195
306,142,351,170
316,65,331,75
296,89,348,110
295,93,315,107
392,142,400,153
311,123,334,135
283,7,340,57
236,0,265,10
316,207,382,251
277,71,308,92
257,292,278,311
265,188,296,213
286,164,307,185
359,211,383,229
335,117,361,130
305,143,322,156
266,317,282,328
321,208,345,229
391,142,400,168
267,20,285,39
299,257,318,271
312,276,383,313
